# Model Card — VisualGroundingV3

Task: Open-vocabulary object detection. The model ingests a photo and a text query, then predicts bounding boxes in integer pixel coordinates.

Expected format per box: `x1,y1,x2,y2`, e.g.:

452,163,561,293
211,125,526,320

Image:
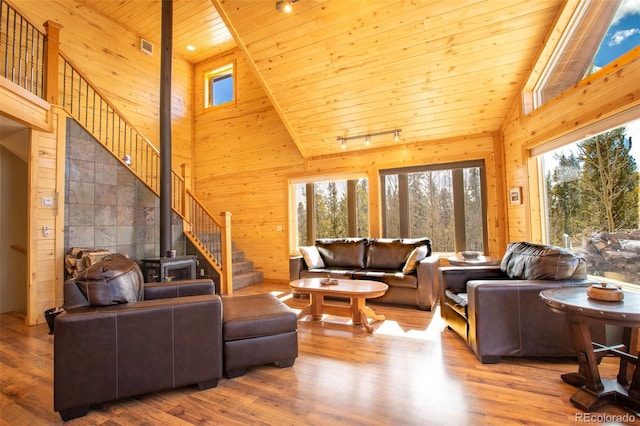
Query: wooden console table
540,287,640,412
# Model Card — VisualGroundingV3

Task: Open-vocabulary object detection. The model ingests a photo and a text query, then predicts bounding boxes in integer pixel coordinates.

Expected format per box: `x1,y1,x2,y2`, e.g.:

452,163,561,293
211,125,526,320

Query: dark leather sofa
54,255,224,421
439,242,605,363
289,238,440,310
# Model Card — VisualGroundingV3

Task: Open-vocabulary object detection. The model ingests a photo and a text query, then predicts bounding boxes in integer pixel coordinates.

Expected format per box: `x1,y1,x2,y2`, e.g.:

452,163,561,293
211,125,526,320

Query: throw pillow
402,245,429,274
300,246,325,269
74,255,143,306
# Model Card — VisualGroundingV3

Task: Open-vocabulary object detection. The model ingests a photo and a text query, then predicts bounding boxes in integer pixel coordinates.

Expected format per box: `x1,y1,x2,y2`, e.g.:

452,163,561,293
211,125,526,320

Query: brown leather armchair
439,242,605,364
54,255,223,420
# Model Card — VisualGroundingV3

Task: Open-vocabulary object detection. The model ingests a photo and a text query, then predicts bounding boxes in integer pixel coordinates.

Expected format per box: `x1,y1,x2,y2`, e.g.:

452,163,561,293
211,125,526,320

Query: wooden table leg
310,293,324,320
629,350,640,401
564,317,613,411
350,297,385,333
617,327,633,386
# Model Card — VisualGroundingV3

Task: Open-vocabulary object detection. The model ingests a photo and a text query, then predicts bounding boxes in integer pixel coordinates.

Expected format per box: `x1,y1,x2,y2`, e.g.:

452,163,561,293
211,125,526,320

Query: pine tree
546,153,583,246
355,178,369,236
578,127,638,232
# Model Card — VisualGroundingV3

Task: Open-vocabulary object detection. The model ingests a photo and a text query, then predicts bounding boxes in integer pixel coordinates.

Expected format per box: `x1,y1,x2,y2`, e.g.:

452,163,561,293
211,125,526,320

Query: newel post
43,21,62,105
221,211,233,295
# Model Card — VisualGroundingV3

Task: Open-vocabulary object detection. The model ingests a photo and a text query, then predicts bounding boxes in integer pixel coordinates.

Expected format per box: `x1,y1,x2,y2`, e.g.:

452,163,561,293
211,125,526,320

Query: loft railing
0,0,45,97
0,0,233,293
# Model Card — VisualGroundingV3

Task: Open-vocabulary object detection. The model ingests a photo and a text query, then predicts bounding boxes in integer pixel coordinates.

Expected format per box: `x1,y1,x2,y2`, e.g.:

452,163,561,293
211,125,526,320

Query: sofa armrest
54,295,223,415
289,255,307,281
439,265,506,293
415,254,440,310
144,279,215,300
465,279,598,363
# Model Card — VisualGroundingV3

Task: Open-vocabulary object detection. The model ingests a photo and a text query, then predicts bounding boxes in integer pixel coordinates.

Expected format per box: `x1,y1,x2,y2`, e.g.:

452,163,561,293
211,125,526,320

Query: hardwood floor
1,281,638,425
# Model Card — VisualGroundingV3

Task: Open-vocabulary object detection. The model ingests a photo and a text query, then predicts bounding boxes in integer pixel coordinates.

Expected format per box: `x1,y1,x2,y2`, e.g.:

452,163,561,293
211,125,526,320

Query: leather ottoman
221,293,298,378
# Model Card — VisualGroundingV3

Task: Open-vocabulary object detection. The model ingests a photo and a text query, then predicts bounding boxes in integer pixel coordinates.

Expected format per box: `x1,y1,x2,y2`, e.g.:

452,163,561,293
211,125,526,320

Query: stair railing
0,0,233,293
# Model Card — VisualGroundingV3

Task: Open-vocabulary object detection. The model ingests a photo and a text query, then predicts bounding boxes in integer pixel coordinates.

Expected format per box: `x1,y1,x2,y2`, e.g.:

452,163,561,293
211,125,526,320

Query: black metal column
160,0,173,257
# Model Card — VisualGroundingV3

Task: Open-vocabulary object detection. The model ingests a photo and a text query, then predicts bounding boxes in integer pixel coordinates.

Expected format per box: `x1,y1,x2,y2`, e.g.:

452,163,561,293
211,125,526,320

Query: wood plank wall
12,0,194,170
193,49,305,281
28,112,63,325
501,49,640,243
194,49,506,282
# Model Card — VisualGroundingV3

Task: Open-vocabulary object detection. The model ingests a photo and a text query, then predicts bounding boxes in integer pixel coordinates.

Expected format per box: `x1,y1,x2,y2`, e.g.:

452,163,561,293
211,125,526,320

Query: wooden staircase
231,244,264,290
1,2,263,293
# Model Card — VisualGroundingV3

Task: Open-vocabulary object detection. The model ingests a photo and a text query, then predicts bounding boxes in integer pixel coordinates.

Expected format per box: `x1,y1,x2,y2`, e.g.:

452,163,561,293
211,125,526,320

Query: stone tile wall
64,119,185,262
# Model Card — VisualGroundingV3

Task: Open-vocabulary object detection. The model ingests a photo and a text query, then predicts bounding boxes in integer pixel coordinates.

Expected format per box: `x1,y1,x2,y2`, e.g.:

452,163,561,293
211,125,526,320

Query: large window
204,63,234,108
381,161,487,253
538,117,639,285
293,178,369,248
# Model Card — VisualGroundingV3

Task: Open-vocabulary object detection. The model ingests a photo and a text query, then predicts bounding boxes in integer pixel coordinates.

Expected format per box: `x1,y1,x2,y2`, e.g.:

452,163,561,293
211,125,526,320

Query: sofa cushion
300,267,356,279
366,238,431,270
352,270,418,288
402,245,429,274
299,246,325,269
74,255,144,306
315,238,367,268
500,242,586,280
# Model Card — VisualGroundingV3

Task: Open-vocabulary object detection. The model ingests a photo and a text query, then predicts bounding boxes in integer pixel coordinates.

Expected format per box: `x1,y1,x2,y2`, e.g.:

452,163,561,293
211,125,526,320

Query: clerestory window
525,0,639,113
204,63,235,108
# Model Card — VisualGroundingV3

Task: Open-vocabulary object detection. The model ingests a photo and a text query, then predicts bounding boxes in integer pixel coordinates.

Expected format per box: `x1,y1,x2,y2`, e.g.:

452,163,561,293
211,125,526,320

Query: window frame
204,62,236,109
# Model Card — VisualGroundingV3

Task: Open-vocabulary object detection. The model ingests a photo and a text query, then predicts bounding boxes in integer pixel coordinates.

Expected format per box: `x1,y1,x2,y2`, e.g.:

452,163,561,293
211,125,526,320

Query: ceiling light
276,0,295,13
394,130,400,141
186,45,196,51
365,136,371,145
339,137,347,149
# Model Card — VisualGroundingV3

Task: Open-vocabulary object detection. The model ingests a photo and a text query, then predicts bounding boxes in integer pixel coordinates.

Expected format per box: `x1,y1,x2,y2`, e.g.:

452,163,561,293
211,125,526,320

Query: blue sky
594,0,640,67
593,0,639,162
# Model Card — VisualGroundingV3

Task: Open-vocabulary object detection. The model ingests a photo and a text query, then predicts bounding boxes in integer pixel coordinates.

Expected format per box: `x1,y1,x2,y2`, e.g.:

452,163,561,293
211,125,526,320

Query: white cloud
612,0,640,25
608,28,640,46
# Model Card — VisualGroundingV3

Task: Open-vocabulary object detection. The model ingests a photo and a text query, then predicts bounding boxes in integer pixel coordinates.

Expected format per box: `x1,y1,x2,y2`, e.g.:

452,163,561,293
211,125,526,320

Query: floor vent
140,38,153,55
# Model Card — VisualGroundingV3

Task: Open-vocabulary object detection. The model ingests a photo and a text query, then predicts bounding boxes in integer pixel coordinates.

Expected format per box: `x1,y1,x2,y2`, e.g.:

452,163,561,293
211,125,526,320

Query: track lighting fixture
276,0,297,13
336,129,402,147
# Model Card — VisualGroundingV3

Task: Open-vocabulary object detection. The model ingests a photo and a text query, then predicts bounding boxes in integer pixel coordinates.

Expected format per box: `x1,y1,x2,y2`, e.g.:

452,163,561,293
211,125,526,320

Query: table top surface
540,286,640,324
447,255,500,266
289,278,389,298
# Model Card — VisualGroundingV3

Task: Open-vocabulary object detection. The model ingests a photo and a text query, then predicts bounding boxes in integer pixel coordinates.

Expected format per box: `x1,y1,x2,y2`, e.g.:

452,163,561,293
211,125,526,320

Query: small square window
205,63,234,108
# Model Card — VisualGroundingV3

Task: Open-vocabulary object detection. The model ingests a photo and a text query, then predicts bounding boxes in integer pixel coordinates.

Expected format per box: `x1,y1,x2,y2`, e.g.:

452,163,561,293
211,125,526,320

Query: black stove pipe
159,0,173,257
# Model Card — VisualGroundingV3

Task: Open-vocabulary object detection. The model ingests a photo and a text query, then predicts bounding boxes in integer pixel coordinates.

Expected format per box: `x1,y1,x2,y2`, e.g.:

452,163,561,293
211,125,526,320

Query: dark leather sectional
439,241,606,363
53,255,297,420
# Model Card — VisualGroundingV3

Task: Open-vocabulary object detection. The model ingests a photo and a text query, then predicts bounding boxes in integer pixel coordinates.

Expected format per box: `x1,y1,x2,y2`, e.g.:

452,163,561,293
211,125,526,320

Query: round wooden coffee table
540,286,640,412
289,278,388,332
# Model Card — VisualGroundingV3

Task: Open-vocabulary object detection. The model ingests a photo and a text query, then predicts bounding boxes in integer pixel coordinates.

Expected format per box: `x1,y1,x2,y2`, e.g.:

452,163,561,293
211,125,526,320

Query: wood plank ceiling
74,0,564,158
